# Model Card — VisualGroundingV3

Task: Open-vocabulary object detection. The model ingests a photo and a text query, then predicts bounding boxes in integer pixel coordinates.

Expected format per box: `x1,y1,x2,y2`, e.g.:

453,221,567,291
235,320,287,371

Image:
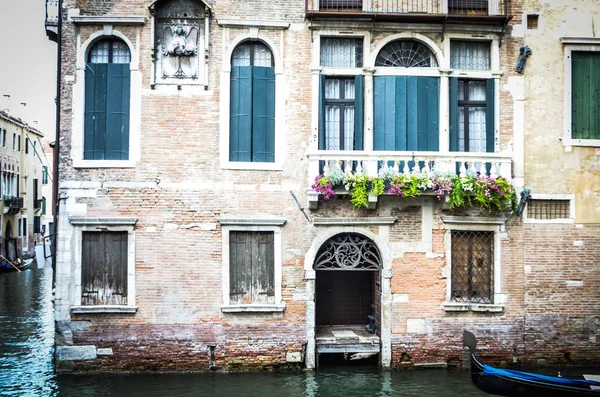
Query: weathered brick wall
523,223,600,364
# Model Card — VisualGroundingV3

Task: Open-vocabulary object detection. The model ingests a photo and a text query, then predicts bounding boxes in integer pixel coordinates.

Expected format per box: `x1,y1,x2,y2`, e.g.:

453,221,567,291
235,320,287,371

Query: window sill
71,305,138,314
220,304,286,313
562,138,600,148
442,303,504,313
72,159,137,169
220,161,283,171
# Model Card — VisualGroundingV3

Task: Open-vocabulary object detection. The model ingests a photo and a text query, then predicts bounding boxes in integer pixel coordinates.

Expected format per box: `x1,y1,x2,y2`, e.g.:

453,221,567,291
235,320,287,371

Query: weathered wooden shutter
374,76,439,151
449,77,459,151
229,231,274,305
106,64,131,160
485,78,495,152
354,74,364,150
84,63,107,160
571,52,600,140
251,66,276,162
82,231,128,305
318,74,326,150
230,66,253,162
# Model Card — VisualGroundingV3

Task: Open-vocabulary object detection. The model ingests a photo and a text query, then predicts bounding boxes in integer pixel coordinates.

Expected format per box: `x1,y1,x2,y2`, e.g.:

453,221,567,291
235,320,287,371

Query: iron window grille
527,199,571,220
451,230,493,304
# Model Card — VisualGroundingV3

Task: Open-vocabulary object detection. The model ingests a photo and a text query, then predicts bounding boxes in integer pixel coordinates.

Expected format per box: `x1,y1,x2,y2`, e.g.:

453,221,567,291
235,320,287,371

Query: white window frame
68,217,137,314
561,37,600,147
71,22,144,168
445,34,501,154
523,194,575,224
219,23,288,171
440,216,507,313
219,216,286,313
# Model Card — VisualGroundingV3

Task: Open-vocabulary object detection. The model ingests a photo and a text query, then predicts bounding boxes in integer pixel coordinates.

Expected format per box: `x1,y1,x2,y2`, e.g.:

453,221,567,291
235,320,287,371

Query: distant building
49,0,599,373
0,111,47,261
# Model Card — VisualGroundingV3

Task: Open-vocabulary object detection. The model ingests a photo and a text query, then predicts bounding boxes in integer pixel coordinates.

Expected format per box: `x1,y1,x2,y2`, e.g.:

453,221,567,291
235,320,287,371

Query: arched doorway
313,233,382,366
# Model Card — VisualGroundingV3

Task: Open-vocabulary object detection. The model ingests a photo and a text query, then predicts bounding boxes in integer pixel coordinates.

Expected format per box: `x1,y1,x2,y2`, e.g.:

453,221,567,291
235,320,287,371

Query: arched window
229,41,275,163
84,38,131,160
373,39,440,153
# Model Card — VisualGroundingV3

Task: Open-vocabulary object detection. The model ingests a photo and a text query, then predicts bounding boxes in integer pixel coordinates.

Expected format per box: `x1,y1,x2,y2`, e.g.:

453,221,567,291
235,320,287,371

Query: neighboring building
49,0,599,373
0,111,46,261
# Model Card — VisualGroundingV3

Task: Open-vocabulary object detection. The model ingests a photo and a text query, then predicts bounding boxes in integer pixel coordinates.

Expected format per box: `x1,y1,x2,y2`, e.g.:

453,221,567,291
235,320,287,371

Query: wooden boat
464,330,600,397
0,258,33,273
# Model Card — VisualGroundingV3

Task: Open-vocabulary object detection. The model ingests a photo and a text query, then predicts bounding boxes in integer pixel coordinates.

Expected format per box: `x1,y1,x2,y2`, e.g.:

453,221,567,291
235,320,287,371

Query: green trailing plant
346,174,370,209
370,177,385,196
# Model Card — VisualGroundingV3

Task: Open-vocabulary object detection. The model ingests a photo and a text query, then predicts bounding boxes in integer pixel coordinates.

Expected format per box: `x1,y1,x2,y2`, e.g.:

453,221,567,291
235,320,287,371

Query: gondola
0,258,33,273
464,330,600,397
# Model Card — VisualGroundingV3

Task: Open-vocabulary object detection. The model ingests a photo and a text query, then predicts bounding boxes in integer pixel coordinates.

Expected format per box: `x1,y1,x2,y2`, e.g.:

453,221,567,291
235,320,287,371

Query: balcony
306,0,511,24
3,196,24,215
45,0,59,42
306,150,513,209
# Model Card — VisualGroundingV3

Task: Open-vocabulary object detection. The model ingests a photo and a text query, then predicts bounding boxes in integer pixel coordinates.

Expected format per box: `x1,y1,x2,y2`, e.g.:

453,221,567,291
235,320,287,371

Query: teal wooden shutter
375,76,439,151
84,63,107,160
106,64,130,160
485,78,495,152
251,66,275,162
449,77,459,151
374,76,396,150
230,66,253,162
354,75,364,150
572,52,600,140
318,74,326,150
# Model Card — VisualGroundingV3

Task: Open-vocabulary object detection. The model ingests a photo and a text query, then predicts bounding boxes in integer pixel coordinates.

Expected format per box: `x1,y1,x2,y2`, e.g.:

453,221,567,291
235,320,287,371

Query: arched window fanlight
375,40,437,68
314,233,381,271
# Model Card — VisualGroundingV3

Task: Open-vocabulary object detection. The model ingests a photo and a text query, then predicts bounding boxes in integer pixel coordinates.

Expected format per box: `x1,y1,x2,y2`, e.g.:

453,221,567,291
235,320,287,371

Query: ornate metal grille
527,199,571,220
451,231,493,303
375,40,438,68
314,233,381,270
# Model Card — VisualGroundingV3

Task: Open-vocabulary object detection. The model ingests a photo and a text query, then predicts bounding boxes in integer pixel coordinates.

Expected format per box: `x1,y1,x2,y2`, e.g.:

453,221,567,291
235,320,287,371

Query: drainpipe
51,0,62,286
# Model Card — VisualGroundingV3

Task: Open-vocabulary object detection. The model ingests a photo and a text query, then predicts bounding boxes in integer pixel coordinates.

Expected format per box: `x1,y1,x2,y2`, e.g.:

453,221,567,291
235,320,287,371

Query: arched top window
232,41,273,67
229,40,275,163
88,39,131,64
375,40,437,68
314,233,381,271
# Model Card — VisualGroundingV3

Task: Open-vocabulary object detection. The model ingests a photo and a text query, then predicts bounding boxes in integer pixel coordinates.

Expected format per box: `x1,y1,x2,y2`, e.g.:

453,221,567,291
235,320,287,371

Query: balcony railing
306,0,510,20
3,196,24,214
45,0,59,42
306,150,513,208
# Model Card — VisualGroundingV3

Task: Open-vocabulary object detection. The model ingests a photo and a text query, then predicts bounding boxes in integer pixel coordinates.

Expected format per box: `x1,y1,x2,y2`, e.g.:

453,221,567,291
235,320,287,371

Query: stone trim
441,302,504,313
220,304,286,313
217,19,290,29
218,217,286,226
313,217,396,226
69,217,138,226
71,305,138,314
70,16,146,25
441,216,507,226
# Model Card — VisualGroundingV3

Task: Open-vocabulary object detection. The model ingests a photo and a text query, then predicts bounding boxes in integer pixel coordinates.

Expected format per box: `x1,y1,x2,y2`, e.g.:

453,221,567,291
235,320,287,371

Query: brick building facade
49,0,599,372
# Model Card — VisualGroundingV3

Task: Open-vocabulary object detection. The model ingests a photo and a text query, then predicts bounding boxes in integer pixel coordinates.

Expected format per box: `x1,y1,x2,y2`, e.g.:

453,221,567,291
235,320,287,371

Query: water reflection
0,268,57,396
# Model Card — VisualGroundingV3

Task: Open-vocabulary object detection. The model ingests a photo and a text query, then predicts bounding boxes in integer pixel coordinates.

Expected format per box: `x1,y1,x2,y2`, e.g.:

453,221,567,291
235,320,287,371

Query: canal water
0,267,592,397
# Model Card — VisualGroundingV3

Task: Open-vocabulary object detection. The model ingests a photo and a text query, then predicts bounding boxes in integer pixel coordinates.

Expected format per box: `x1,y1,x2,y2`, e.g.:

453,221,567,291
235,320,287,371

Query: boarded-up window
451,231,493,304
229,231,274,304
82,231,128,305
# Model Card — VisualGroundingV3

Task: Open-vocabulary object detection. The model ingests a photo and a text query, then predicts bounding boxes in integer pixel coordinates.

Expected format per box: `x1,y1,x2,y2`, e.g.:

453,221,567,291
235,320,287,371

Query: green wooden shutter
449,77,459,151
84,63,107,160
230,66,253,162
106,64,130,160
375,76,439,151
354,75,364,150
251,66,275,162
572,52,600,140
485,78,495,152
374,76,396,150
318,74,326,150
